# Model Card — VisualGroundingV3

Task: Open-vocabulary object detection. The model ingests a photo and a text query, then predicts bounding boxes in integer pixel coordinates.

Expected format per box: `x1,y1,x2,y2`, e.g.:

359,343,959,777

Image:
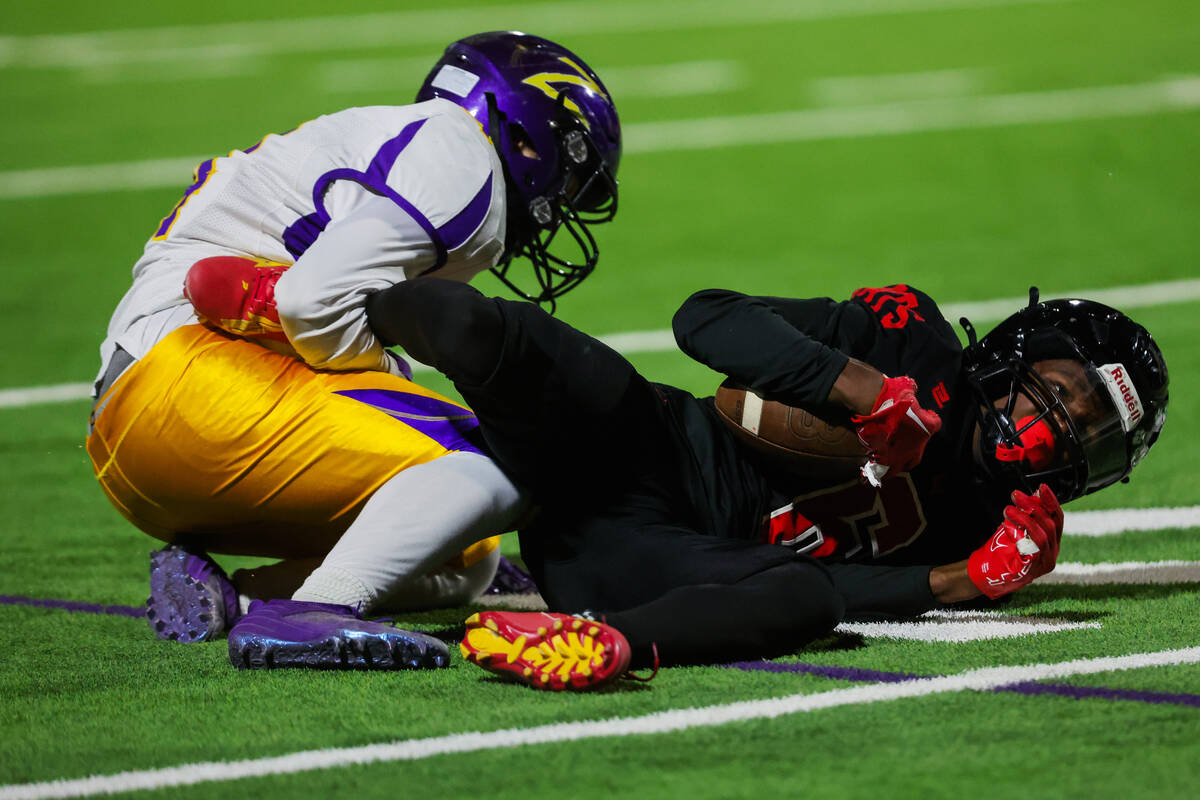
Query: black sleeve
672,289,880,407
822,562,939,620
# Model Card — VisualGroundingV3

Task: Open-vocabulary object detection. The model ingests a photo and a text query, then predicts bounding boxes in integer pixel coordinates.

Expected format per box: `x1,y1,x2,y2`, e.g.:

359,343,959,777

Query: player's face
1012,358,1108,437
971,357,1104,473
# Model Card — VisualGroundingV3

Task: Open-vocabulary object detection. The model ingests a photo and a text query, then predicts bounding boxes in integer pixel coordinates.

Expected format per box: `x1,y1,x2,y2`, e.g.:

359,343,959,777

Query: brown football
712,380,868,478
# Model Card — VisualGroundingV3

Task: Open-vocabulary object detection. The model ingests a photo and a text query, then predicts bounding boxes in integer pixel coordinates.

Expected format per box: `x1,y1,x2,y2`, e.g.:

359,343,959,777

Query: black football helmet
960,288,1168,503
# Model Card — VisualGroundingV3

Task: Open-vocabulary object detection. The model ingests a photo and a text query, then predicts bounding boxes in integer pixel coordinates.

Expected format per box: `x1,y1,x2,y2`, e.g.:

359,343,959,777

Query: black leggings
367,279,846,667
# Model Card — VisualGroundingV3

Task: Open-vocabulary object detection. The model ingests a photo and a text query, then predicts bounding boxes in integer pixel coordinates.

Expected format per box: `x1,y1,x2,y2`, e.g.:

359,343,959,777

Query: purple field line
0,594,144,619
724,660,1200,709
5,593,1197,709
725,660,926,683
1000,680,1200,707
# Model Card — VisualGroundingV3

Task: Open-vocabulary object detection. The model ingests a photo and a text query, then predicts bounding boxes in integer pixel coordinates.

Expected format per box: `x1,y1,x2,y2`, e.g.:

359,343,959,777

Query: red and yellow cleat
461,611,632,691
183,255,291,343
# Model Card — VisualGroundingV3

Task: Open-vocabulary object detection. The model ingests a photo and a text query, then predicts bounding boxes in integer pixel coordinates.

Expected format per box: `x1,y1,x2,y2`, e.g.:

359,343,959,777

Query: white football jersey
95,99,506,392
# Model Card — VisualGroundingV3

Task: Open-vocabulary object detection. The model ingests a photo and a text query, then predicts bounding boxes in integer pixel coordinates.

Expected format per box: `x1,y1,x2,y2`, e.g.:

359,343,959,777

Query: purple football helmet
416,32,621,307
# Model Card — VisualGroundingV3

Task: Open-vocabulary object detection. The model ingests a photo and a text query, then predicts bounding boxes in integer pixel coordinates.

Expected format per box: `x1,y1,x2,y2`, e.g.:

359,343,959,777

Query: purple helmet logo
416,32,621,308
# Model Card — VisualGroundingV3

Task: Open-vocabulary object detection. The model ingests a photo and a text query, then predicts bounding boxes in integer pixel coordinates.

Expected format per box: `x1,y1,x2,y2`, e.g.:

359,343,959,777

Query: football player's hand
967,484,1064,599
850,375,943,474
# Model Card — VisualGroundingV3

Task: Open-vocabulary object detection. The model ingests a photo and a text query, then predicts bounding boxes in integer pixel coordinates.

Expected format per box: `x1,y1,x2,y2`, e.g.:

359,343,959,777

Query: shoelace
622,642,661,683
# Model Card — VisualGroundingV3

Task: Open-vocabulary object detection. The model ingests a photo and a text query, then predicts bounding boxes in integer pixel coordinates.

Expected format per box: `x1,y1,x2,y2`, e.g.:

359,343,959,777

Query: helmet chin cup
994,415,1056,471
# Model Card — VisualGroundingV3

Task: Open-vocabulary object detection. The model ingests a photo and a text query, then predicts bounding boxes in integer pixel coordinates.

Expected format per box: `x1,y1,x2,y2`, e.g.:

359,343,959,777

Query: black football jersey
669,285,1005,568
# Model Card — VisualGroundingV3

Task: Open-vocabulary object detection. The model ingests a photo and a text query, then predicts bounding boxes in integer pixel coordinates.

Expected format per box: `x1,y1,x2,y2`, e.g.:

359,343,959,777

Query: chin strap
959,316,978,348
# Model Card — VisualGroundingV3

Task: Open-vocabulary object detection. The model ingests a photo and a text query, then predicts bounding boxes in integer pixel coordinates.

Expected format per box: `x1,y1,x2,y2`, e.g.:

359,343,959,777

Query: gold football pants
86,323,497,564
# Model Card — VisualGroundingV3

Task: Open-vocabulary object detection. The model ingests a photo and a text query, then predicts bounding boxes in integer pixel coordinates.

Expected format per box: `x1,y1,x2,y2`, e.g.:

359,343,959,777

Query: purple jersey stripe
435,173,494,254
366,118,427,182
363,119,447,268
282,211,325,259
281,118,449,269
153,157,216,239
333,389,484,455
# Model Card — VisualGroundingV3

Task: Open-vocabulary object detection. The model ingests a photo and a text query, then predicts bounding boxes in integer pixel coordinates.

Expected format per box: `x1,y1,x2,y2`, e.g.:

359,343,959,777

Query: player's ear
509,123,539,159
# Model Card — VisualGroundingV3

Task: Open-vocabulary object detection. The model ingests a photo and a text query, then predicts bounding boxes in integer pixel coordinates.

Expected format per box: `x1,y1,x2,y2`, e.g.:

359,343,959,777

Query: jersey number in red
852,285,926,330
790,474,927,558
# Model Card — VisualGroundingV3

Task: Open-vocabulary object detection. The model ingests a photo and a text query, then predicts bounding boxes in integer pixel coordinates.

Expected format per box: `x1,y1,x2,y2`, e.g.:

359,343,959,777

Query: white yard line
317,58,746,98
810,68,981,105
0,156,206,200
0,0,1072,70
488,559,1200,617
7,75,1200,199
1063,506,1200,536
942,279,1200,324
1036,560,1200,584
625,75,1200,153
6,278,1200,411
838,609,1101,642
0,645,1194,800
0,382,94,408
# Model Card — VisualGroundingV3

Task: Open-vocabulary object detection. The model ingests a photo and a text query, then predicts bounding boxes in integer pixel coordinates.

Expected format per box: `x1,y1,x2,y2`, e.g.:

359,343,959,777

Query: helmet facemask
416,32,621,310
488,91,619,310
968,350,1086,501
965,327,1145,503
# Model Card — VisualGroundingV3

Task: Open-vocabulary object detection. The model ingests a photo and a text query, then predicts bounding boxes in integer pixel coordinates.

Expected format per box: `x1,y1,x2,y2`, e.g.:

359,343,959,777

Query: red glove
851,376,943,474
967,484,1064,599
183,256,289,343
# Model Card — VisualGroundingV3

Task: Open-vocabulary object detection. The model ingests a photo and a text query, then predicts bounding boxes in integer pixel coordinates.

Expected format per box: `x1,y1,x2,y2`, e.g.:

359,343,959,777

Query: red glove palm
851,376,943,476
967,484,1064,599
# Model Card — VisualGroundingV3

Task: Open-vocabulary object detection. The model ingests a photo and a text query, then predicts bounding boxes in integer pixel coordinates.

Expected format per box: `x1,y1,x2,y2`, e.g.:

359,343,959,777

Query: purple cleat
147,547,241,643
227,599,450,670
483,556,539,595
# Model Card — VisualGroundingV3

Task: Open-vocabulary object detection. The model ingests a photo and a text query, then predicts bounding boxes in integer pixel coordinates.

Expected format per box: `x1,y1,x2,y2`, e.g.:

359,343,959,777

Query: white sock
292,451,528,611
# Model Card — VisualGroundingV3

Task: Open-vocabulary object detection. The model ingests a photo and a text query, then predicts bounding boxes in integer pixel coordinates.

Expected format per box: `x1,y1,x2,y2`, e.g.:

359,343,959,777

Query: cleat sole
460,612,631,692
229,631,449,671
146,548,233,643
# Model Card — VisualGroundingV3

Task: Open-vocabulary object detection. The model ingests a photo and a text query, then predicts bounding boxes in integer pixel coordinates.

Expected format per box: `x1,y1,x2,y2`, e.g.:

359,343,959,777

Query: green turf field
1,0,1198,797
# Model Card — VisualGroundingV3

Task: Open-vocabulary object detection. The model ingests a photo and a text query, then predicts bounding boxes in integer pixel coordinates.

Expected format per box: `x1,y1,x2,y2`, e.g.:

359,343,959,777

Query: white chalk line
82,54,748,99
1063,506,1200,536
5,74,1199,199
0,0,1072,70
1037,560,1200,585
838,609,1102,642
315,58,747,99
7,277,1200,411
625,75,1200,154
1,645,1195,800
483,571,1198,637
810,67,981,106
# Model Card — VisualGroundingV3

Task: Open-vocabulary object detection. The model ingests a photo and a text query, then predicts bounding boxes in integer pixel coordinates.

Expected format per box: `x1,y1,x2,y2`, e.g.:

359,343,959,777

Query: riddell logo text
1107,366,1143,425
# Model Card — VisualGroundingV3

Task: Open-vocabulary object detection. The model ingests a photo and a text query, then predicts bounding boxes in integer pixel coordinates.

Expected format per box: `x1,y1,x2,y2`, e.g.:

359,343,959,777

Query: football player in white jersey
86,32,621,670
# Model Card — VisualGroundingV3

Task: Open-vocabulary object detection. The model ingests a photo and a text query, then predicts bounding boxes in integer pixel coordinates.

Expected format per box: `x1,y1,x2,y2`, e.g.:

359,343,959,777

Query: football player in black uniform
366,278,1168,691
